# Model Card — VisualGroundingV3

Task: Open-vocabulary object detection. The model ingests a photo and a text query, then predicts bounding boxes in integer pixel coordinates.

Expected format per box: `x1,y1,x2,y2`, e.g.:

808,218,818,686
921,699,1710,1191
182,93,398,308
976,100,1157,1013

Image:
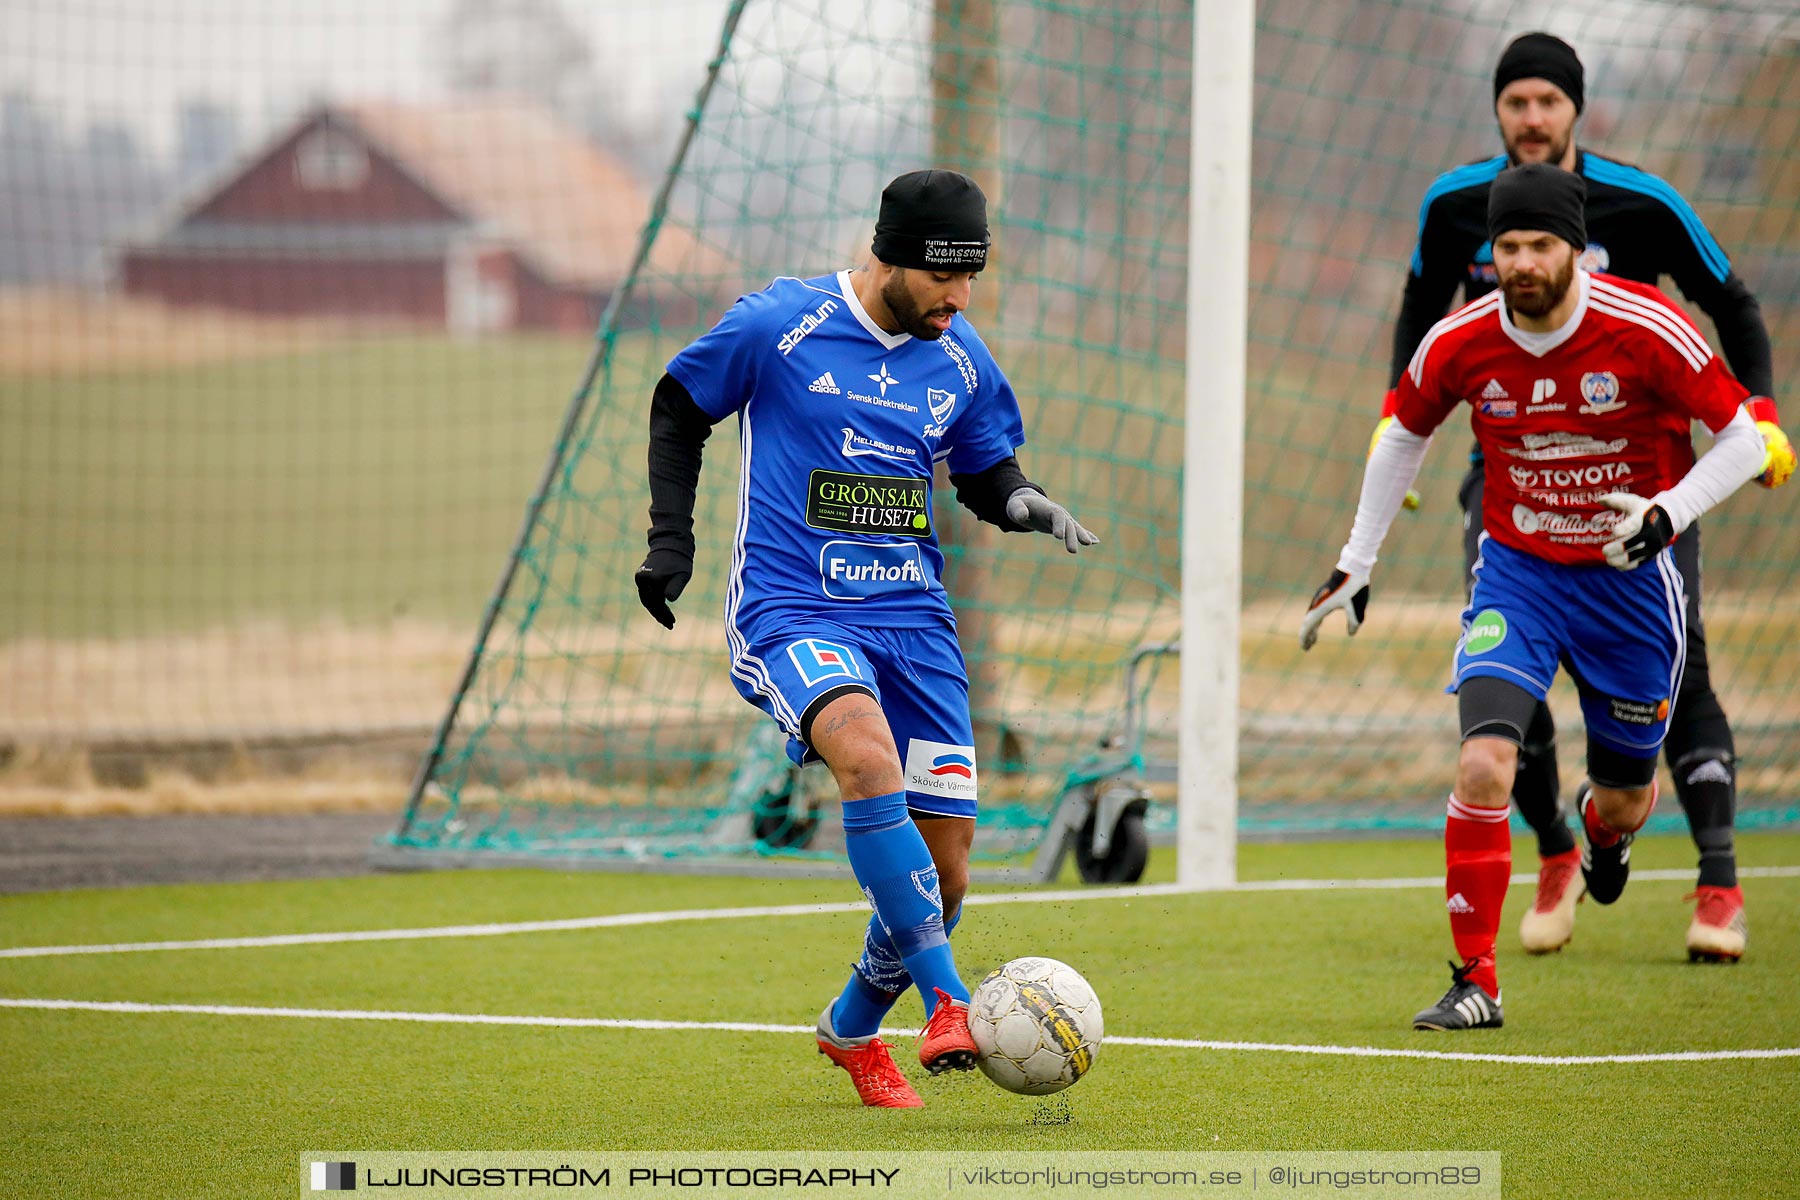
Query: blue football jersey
667,270,1026,631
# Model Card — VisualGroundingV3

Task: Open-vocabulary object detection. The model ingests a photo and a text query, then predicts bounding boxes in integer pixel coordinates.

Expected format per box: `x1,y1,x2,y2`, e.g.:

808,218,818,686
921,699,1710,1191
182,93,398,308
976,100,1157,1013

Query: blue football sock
840,791,969,1017
831,906,964,1038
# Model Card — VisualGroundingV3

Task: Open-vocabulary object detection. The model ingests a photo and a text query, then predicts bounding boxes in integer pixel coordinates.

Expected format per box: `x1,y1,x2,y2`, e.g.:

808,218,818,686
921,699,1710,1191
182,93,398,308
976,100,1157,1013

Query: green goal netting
2,1,1795,866
384,0,1800,870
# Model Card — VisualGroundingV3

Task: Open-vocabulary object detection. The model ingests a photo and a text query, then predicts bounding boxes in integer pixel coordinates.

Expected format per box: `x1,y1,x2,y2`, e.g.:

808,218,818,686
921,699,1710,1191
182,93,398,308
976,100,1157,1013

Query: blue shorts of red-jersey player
728,615,978,818
1452,535,1687,759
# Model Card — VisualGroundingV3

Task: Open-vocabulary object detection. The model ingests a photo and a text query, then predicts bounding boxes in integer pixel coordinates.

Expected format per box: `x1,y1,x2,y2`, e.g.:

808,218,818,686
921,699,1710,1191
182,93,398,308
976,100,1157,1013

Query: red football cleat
917,988,978,1075
1685,885,1747,963
816,1006,923,1108
1519,847,1585,954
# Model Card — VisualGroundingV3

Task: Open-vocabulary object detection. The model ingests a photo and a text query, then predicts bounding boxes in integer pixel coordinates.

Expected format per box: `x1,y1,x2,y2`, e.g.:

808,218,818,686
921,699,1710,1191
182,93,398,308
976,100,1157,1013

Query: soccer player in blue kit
636,170,1098,1107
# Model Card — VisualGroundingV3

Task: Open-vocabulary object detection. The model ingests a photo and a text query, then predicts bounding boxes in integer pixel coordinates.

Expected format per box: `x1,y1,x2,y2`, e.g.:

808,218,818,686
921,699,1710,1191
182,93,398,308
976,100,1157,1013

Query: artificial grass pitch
2,834,1797,1199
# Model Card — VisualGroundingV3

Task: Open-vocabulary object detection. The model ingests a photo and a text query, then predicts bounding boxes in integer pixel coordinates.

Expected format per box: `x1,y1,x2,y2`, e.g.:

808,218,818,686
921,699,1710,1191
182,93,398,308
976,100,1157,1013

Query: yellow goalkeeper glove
1369,415,1422,511
1755,421,1794,489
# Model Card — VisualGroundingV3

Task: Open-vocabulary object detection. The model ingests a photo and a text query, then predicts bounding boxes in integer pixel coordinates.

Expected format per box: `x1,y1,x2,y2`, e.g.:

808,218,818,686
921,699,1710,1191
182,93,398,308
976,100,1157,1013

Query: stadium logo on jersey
905,738,979,800
840,427,917,462
778,298,839,355
819,541,930,600
1578,371,1626,415
868,362,900,397
1505,432,1629,462
1577,242,1610,274
785,637,865,686
810,372,841,394
807,469,931,538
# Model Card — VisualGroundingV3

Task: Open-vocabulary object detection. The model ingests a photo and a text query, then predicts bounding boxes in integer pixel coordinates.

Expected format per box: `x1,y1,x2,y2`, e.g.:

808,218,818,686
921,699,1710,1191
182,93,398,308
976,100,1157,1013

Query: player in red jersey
1301,164,1766,1029
1379,34,1788,962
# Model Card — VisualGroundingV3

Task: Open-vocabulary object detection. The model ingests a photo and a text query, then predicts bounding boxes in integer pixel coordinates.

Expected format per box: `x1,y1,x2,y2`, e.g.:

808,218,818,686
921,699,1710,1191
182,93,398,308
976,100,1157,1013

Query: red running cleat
1685,885,1747,963
1519,847,1585,954
816,1005,923,1108
917,988,978,1075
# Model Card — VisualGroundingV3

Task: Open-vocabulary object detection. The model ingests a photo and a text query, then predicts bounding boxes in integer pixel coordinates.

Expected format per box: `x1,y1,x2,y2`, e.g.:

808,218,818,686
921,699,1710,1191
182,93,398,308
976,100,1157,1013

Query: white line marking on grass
2,998,1795,1067
4,866,1797,960
1105,1033,1800,1066
0,901,874,959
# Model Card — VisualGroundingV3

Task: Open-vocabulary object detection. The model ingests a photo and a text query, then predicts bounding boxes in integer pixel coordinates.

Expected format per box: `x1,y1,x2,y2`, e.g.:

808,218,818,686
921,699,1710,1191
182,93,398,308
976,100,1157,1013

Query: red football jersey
1393,271,1748,565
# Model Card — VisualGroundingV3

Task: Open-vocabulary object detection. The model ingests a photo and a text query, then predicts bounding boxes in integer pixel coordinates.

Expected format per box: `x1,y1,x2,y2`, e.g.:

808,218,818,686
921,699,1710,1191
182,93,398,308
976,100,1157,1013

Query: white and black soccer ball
967,956,1103,1095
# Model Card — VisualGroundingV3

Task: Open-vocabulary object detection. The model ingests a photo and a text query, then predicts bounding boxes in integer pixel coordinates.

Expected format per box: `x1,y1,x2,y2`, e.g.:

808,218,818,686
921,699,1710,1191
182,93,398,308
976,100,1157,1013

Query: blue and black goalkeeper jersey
1389,148,1773,397
666,271,1025,633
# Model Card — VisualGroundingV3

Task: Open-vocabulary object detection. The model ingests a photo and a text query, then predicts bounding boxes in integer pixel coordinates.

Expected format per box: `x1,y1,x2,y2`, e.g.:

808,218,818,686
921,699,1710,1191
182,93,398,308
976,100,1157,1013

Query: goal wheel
1074,800,1149,884
751,787,818,849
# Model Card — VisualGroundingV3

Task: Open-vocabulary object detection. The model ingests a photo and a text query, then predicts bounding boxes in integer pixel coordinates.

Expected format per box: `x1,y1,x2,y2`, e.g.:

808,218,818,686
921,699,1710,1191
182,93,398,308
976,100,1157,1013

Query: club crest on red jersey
1578,371,1625,415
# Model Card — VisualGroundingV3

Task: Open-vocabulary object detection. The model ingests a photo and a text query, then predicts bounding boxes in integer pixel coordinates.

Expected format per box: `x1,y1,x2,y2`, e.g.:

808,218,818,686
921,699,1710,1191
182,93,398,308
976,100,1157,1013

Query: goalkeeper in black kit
1369,33,1792,962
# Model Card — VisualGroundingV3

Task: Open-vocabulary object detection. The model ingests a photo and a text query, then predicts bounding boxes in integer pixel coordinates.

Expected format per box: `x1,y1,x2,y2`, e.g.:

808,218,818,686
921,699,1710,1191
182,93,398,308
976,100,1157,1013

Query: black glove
635,547,693,629
1599,494,1674,570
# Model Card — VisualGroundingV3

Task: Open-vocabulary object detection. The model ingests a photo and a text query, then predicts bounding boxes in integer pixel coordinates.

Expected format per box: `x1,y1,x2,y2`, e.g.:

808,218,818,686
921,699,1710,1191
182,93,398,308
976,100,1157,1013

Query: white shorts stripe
1656,548,1688,714
723,404,801,733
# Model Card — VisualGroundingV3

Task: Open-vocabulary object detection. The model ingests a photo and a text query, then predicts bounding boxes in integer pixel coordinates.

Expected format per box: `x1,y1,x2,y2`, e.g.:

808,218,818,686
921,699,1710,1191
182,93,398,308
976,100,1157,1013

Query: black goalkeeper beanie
871,169,990,271
1494,32,1585,114
1488,163,1588,250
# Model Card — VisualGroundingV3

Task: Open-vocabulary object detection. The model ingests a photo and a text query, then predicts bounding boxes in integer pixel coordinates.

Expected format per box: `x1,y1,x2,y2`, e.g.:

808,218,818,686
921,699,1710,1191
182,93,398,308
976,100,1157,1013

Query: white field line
4,866,1798,961
1,998,1795,1067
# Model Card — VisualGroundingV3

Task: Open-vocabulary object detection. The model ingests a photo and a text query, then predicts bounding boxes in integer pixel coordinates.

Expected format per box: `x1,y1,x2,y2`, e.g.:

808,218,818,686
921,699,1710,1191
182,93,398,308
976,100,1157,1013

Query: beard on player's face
881,269,957,340
1500,247,1577,318
1503,127,1573,168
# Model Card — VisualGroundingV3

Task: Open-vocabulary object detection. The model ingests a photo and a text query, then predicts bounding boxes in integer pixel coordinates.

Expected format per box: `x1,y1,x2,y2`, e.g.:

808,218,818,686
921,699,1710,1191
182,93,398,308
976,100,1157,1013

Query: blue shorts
1453,536,1687,757
728,615,978,817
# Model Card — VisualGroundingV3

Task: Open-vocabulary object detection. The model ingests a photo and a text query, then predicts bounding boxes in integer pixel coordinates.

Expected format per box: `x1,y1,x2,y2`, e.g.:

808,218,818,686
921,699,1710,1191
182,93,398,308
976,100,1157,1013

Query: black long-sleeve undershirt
645,373,715,559
644,373,1045,552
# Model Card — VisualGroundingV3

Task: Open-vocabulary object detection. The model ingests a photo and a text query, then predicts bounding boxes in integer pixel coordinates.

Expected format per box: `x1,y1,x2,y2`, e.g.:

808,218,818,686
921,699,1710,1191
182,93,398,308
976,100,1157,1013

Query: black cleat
1577,782,1633,905
1412,960,1504,1031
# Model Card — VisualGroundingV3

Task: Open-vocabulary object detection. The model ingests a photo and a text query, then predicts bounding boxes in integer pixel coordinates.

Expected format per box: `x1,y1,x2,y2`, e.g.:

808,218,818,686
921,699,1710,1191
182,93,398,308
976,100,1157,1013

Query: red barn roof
342,98,661,288
133,97,704,291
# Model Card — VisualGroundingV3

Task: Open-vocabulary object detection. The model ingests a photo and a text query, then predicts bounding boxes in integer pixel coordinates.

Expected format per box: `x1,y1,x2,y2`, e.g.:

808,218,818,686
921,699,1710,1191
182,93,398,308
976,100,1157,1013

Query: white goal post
1179,0,1253,888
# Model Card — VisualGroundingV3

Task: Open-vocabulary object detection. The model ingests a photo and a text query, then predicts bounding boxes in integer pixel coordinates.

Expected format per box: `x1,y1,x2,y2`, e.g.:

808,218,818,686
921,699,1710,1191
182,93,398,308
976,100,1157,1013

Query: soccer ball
967,956,1103,1095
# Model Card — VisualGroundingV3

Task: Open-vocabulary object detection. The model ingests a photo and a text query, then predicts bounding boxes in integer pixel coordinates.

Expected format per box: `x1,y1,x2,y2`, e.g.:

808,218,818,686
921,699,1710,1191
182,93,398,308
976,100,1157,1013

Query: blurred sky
2,0,1783,166
1,0,734,158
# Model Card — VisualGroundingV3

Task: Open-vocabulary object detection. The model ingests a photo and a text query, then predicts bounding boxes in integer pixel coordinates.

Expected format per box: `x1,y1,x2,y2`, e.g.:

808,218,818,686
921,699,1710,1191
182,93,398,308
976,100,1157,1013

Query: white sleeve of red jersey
1654,406,1765,533
1335,419,1433,576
